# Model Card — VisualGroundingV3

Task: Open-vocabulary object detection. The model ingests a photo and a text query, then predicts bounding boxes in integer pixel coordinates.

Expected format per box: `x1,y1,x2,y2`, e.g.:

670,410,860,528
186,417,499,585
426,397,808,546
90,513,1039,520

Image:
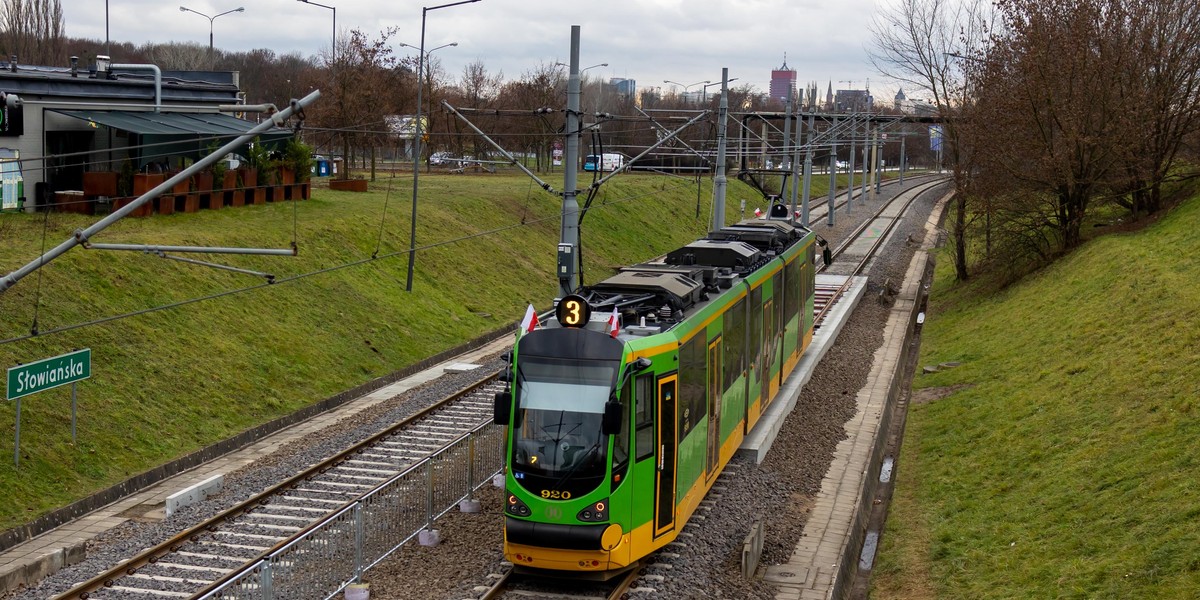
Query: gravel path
3,179,942,600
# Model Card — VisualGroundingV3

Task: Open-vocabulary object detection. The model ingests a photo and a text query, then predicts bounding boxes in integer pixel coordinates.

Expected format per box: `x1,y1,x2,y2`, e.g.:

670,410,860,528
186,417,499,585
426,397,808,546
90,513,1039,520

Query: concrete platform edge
739,275,868,463
768,190,951,600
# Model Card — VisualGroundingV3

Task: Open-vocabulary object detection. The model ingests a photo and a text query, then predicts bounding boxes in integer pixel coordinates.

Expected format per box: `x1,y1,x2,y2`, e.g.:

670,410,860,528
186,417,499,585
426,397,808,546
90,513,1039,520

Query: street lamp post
399,41,457,171
297,0,336,63
663,79,710,103
179,6,244,52
701,78,737,103
407,0,482,292
558,62,608,74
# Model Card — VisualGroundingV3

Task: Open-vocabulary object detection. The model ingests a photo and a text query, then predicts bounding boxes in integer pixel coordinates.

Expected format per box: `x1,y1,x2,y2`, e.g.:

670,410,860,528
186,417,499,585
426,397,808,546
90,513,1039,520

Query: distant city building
834,89,873,112
769,55,797,103
894,88,907,112
826,81,834,110
609,78,637,98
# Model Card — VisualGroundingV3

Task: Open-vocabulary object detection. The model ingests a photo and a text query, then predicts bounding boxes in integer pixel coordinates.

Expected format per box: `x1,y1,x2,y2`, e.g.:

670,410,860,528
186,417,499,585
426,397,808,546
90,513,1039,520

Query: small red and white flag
607,306,620,338
754,207,763,218
519,304,539,335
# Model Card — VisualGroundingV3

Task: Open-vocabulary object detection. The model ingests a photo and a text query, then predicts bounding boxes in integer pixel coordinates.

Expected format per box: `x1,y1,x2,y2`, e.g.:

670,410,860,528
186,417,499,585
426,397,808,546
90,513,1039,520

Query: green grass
0,172,779,531
872,194,1200,598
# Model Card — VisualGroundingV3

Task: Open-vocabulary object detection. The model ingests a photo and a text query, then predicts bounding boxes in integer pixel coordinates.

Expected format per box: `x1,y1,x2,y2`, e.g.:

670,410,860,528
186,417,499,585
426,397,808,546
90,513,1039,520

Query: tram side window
635,374,655,461
679,335,706,438
749,287,763,375
613,377,632,469
773,272,784,336
723,297,746,389
785,260,800,325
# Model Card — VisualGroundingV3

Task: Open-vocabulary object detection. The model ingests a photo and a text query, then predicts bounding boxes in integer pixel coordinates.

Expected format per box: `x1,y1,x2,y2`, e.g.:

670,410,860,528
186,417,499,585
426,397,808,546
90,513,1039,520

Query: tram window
723,297,746,389
785,260,800,324
679,335,705,438
749,287,763,380
635,374,655,461
773,272,784,335
613,378,631,468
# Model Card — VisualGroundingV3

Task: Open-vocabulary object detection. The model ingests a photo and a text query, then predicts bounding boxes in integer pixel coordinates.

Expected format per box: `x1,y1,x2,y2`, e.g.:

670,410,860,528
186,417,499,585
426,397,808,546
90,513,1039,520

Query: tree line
871,0,1200,281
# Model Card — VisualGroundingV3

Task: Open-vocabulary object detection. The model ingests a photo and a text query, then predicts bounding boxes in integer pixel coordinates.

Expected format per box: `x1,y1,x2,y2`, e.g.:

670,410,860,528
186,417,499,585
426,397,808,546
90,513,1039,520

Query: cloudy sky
59,0,897,100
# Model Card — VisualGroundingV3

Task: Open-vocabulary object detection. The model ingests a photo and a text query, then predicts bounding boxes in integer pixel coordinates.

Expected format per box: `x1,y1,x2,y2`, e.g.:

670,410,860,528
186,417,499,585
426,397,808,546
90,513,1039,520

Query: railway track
812,177,948,328
55,375,506,600
478,562,641,600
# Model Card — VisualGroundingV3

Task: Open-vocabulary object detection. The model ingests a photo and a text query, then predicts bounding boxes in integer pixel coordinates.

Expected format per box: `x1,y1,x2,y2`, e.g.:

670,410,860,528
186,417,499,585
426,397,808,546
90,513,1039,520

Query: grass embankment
873,195,1200,598
0,171,781,531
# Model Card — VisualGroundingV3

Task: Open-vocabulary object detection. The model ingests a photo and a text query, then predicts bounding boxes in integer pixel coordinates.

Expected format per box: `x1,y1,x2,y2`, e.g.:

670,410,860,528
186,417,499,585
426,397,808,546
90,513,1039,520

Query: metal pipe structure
0,90,321,294
111,63,162,112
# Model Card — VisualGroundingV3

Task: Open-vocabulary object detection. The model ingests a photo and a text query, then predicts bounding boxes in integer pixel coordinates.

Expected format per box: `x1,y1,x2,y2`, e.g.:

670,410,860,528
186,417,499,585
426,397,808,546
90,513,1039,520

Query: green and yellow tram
494,205,819,575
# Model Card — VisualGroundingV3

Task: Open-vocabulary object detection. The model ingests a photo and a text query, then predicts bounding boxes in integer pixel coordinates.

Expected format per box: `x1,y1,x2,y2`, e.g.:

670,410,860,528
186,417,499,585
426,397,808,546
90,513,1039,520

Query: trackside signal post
6,348,91,465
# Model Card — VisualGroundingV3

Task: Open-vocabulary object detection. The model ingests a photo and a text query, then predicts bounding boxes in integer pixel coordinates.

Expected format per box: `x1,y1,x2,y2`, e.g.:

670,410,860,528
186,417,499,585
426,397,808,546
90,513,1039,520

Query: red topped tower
769,54,797,104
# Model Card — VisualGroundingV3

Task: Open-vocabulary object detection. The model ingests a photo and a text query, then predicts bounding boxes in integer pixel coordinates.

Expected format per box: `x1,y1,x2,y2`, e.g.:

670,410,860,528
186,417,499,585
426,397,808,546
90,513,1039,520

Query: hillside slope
0,173,771,530
874,196,1200,598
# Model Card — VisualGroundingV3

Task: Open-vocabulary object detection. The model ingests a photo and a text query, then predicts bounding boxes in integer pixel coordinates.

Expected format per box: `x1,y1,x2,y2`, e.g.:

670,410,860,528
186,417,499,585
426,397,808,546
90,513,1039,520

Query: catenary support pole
711,68,730,232
827,148,836,226
781,92,792,203
847,113,856,214
800,112,814,226
559,25,582,297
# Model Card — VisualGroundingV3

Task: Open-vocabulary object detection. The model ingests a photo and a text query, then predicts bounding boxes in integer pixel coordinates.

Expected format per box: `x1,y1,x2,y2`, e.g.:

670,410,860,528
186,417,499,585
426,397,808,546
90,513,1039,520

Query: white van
584,153,624,172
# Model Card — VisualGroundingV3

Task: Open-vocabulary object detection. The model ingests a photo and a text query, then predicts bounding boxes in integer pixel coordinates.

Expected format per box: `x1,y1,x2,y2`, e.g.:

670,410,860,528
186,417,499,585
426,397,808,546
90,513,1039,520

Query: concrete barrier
166,474,224,517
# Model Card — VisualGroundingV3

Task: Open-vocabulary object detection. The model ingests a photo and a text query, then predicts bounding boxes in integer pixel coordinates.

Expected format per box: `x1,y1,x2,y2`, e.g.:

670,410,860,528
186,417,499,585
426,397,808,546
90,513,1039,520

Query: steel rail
812,177,949,329
479,562,641,600
55,373,502,600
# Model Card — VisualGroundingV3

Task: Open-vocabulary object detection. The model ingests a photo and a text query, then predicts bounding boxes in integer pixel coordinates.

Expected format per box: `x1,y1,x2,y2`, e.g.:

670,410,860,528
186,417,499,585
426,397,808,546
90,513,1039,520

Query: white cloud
59,0,892,97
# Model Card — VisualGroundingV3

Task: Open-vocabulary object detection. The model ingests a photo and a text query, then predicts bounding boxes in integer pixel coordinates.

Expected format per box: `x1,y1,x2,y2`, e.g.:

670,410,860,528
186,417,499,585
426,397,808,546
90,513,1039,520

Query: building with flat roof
0,55,286,212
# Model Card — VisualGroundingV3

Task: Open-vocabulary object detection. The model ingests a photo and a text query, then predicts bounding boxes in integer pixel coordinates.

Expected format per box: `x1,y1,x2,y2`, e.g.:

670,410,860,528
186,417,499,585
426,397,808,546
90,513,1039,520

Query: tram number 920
556,294,592,328
541,489,572,500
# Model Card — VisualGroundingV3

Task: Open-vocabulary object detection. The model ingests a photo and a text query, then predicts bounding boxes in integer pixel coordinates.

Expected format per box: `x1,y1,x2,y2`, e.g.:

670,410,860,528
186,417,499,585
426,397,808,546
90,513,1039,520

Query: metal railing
198,422,504,600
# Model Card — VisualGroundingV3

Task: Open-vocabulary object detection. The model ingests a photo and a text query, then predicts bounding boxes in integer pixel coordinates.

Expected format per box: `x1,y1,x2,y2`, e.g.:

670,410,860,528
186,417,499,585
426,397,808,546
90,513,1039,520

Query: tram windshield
511,355,618,481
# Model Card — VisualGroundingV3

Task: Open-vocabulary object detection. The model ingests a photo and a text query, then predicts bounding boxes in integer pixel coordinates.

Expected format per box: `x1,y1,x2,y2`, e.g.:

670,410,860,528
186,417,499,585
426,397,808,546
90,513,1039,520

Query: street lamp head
235,7,245,12
179,6,187,11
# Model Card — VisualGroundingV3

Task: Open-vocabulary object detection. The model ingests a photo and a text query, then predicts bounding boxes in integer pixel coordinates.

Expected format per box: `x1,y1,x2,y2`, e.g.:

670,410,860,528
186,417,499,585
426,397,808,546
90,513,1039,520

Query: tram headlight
506,490,531,517
576,498,609,522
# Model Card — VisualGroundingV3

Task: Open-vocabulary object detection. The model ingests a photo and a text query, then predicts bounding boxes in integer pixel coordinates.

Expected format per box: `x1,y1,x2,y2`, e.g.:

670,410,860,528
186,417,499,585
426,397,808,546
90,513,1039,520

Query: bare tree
2,0,64,65
1111,0,1200,216
869,0,992,280
142,42,211,71
969,0,1135,252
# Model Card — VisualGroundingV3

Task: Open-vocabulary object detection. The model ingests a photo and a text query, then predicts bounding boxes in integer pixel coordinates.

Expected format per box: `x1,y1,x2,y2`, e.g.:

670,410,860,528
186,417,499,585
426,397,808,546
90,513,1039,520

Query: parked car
836,160,849,171
429,152,455,166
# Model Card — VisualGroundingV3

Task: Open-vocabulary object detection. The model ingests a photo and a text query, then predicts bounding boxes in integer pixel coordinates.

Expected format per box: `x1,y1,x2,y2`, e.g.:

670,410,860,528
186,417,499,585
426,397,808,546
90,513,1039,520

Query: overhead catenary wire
0,176,703,347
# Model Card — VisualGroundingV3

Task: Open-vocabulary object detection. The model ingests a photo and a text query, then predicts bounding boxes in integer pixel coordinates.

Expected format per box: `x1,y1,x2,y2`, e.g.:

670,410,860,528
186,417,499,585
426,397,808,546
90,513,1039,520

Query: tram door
654,375,678,537
706,338,722,478
761,298,775,408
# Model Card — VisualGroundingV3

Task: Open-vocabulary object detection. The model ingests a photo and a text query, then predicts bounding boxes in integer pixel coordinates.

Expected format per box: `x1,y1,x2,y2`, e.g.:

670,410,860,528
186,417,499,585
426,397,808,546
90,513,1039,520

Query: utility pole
781,91,792,202
847,112,857,214
800,112,814,226
558,25,582,297
711,67,730,232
